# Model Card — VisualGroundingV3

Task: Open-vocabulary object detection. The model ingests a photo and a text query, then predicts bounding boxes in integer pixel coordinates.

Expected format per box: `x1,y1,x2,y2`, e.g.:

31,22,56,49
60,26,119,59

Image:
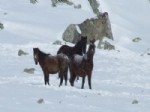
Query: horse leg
87,74,92,89
81,76,85,89
64,67,68,86
47,75,50,85
44,71,49,85
44,75,47,85
59,73,63,87
70,73,76,87
64,75,67,86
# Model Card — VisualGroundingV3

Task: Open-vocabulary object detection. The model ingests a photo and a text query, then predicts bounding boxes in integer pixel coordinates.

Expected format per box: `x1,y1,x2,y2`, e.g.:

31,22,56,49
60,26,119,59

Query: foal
33,48,68,86
69,39,96,89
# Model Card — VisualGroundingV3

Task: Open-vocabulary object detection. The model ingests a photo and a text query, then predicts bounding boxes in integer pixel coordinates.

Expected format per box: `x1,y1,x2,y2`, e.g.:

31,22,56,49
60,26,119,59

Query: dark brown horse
33,48,68,86
57,36,87,79
69,39,96,89
57,36,87,59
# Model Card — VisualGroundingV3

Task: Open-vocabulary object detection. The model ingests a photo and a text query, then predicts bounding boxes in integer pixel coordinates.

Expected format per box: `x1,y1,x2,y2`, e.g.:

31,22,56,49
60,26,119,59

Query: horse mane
35,48,50,57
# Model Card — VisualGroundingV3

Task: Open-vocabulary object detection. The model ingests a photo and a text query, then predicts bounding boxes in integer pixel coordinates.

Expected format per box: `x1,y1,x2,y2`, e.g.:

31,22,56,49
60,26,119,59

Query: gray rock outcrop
88,0,100,16
62,24,81,43
79,12,113,42
62,12,113,44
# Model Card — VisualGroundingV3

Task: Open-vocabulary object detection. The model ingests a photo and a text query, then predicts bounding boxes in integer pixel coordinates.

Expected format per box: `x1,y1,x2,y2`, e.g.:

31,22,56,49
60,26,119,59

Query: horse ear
90,38,95,43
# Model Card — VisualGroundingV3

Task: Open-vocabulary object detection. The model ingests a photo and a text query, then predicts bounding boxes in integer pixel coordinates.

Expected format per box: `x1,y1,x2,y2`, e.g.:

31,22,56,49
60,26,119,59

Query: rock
98,40,115,50
52,0,73,6
23,68,35,74
51,0,57,7
132,99,139,104
37,98,44,104
79,12,113,43
0,23,4,30
132,37,142,42
53,40,62,45
62,24,81,43
62,12,113,44
140,48,150,56
74,4,81,9
18,49,28,56
88,0,100,16
30,0,38,4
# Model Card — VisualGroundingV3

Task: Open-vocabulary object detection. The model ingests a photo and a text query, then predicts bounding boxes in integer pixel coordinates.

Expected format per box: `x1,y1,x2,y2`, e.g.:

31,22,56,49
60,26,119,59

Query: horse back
57,45,73,57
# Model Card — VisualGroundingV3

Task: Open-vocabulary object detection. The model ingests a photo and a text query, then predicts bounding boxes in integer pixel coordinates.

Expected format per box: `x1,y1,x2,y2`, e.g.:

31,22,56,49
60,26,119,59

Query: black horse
57,36,87,79
33,48,69,86
57,36,87,59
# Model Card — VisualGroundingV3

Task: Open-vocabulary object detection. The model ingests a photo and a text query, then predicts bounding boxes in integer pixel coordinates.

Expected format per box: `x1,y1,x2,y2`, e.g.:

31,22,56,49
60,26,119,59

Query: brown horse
57,36,87,79
69,39,96,89
33,48,68,86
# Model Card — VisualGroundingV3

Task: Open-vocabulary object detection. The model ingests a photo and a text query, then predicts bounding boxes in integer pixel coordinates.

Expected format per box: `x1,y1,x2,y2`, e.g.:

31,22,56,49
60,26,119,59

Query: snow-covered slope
0,0,150,112
99,0,150,52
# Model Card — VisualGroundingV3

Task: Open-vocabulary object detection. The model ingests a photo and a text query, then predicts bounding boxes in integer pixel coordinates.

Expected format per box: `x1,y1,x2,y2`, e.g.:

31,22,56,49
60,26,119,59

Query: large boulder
62,24,81,43
62,12,113,44
79,12,113,43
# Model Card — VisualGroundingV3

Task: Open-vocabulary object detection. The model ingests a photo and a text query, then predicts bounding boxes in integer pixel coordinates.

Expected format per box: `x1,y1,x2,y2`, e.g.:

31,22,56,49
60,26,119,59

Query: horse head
33,48,39,65
87,39,96,57
81,36,87,54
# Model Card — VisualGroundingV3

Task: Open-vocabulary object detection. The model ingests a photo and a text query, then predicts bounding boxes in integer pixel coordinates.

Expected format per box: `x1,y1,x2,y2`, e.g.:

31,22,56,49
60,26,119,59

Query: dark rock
23,68,35,74
132,99,139,104
132,37,142,42
0,23,4,30
37,98,44,104
30,0,38,4
18,49,28,56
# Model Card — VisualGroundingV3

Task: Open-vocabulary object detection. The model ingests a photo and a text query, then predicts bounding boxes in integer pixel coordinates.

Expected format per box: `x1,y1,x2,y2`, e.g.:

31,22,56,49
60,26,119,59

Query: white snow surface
0,0,150,112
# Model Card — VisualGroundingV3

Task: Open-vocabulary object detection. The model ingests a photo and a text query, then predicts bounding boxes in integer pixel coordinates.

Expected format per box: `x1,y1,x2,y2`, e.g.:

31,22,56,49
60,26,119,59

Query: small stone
18,49,28,56
53,40,62,45
132,99,139,104
37,98,44,104
23,68,35,74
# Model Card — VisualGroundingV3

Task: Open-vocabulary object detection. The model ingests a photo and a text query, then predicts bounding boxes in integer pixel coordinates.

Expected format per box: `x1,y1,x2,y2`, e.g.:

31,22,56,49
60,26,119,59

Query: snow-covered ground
0,0,150,112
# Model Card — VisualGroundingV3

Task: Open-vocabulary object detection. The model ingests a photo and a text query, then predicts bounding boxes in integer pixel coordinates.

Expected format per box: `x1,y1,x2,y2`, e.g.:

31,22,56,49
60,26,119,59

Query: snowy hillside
0,0,150,112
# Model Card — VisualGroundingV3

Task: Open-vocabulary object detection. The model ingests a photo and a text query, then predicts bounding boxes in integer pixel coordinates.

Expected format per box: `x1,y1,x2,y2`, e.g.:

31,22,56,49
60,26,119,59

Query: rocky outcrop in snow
79,12,113,42
63,12,113,44
88,0,100,16
62,24,81,43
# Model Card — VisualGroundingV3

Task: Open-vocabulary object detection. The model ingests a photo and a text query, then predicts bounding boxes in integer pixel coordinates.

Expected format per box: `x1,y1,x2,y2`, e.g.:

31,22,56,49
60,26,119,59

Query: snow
0,0,150,112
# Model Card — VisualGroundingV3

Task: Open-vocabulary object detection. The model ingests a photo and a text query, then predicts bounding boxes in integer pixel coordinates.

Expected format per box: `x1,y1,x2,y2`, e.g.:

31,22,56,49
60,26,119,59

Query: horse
33,48,69,86
57,36,87,59
57,36,87,79
69,39,96,89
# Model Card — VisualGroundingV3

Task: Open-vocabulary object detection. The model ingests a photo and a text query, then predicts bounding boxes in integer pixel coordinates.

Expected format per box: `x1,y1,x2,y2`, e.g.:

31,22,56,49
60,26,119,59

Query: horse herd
33,36,96,89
